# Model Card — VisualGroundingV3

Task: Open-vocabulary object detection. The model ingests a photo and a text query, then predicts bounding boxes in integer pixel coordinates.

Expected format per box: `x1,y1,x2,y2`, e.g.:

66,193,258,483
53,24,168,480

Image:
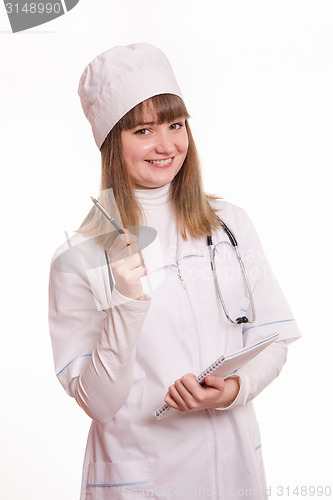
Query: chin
140,174,176,189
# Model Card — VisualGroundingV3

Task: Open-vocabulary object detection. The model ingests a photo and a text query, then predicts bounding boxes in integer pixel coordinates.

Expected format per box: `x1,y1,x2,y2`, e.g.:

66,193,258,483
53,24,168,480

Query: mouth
145,157,174,168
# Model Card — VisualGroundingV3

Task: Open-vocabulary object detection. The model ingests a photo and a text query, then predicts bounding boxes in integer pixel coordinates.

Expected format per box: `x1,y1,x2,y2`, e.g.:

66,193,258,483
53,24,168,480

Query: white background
0,1,332,498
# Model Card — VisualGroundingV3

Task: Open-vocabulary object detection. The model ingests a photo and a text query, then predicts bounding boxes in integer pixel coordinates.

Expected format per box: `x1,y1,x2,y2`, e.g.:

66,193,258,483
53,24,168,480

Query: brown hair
78,94,221,247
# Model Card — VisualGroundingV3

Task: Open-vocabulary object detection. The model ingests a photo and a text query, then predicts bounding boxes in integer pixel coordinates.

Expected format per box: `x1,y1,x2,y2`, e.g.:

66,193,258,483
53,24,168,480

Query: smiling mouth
145,157,174,167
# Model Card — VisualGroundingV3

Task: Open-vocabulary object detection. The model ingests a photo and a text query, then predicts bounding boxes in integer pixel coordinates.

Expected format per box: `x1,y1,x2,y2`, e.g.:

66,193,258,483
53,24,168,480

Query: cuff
111,287,151,307
214,374,245,411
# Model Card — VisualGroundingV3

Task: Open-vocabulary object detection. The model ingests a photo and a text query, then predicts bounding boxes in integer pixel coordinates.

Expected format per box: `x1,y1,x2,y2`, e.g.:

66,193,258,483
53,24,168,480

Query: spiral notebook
155,333,279,419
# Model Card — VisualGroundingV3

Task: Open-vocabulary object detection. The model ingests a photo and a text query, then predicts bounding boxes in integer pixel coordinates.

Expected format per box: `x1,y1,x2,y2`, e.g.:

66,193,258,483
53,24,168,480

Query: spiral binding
155,355,226,419
155,403,170,419
196,356,225,384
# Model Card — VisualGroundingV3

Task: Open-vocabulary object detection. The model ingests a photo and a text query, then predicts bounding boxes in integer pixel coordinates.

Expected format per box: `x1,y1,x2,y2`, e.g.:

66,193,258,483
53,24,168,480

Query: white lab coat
49,200,301,500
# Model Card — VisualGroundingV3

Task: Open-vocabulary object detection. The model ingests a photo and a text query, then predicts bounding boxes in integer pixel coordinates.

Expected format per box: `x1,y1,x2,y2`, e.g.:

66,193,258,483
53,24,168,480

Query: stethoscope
104,219,256,325
207,219,256,325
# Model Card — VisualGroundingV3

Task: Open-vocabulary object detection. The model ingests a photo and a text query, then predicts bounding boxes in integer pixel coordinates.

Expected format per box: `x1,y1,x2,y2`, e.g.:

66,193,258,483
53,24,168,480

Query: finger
112,233,138,249
109,243,141,264
122,252,145,270
168,383,192,411
176,374,201,398
111,257,147,282
138,250,146,269
109,234,140,260
129,265,148,281
164,391,185,411
173,376,205,407
120,249,146,268
204,375,225,391
175,380,209,409
123,228,132,255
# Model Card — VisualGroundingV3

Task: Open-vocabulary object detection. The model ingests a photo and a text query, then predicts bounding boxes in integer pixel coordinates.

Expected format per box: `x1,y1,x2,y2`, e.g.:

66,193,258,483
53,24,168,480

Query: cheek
178,129,189,154
180,136,189,157
121,141,136,166
122,141,152,166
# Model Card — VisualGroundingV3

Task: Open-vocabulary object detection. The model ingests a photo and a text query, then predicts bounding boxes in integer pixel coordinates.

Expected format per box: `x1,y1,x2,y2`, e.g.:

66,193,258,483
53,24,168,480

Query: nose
154,130,175,155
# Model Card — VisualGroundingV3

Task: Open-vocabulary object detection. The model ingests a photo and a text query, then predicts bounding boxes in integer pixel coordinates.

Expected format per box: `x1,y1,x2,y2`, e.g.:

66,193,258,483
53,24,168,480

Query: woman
49,43,301,500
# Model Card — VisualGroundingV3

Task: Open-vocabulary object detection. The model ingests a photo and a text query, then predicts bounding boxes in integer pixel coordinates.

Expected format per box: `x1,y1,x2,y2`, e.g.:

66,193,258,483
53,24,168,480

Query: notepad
155,333,279,419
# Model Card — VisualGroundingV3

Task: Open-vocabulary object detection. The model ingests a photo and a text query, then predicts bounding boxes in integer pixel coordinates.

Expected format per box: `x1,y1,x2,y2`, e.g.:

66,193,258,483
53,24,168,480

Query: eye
134,128,150,135
169,122,184,131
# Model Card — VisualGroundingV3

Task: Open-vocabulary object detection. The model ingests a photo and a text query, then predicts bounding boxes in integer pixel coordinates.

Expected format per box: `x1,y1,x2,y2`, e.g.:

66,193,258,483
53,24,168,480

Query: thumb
204,375,225,390
109,233,140,262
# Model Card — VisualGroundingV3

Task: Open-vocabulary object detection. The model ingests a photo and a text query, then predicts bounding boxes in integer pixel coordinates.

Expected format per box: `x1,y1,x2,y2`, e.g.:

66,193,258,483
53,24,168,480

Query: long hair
78,94,221,247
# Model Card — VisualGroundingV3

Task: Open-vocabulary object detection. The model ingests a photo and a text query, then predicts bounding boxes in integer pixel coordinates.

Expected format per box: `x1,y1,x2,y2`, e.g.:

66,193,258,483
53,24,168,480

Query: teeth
147,158,172,166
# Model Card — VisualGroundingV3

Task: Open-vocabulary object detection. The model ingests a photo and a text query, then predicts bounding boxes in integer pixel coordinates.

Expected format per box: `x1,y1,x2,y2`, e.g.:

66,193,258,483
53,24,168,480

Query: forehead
120,94,188,131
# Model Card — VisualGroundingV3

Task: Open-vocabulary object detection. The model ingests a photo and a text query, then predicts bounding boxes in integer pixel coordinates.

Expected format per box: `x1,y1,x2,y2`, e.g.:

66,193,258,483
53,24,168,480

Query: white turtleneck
135,182,178,265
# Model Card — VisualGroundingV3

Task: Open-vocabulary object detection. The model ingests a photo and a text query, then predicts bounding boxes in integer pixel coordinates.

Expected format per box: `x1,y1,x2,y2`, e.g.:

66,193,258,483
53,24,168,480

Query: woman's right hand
108,232,148,300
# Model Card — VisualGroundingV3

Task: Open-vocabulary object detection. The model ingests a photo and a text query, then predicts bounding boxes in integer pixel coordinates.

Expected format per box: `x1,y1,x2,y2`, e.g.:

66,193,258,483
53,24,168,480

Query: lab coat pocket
86,460,149,499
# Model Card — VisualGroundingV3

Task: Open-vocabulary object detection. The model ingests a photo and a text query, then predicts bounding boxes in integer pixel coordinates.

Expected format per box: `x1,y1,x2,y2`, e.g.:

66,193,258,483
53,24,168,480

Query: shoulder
209,198,250,229
50,232,105,274
51,232,87,260
208,198,260,251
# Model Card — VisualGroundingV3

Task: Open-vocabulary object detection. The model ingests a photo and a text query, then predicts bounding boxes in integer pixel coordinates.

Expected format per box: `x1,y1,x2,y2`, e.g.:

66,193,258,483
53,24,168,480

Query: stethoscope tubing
104,219,256,325
207,220,256,325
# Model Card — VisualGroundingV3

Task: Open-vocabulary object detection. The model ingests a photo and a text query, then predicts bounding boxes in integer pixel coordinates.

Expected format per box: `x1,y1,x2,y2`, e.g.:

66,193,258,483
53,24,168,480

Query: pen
90,196,132,253
90,196,149,290
90,196,125,234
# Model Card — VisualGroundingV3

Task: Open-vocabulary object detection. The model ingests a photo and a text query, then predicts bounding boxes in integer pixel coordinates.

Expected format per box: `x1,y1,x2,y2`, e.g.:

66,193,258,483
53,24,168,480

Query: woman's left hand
164,373,240,412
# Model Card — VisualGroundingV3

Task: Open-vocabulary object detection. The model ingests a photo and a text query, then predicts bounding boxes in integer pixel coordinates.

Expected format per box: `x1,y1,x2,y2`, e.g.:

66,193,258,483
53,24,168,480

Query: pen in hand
91,196,151,296
90,196,125,234
90,196,132,252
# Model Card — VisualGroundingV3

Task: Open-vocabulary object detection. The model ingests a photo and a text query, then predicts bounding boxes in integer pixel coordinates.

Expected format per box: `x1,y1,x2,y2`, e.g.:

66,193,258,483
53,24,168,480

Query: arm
164,341,287,412
225,339,288,408
164,205,298,413
49,234,150,425
71,289,150,424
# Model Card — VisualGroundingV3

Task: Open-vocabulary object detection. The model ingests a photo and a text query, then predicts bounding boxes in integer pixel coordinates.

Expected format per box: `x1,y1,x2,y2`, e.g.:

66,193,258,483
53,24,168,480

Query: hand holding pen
91,197,148,300
108,233,148,299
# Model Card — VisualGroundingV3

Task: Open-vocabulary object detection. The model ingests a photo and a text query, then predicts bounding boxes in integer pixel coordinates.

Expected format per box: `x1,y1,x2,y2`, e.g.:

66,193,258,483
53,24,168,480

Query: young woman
49,43,301,500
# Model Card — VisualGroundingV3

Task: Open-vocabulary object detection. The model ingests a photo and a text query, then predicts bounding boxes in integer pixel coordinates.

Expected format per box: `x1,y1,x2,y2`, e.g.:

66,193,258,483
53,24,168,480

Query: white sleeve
237,208,302,346
49,256,151,424
214,207,300,410
219,340,288,410
72,289,150,423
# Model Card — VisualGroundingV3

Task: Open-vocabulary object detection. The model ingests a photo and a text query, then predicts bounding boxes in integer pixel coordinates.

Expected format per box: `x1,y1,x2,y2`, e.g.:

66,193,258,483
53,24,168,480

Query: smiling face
120,101,189,189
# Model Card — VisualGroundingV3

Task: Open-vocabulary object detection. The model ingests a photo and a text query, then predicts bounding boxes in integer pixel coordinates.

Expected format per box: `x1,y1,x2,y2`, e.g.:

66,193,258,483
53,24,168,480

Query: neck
135,182,171,207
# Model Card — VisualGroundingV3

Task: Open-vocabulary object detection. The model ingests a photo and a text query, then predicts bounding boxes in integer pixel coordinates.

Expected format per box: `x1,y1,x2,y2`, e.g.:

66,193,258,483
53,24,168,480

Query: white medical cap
78,43,184,149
